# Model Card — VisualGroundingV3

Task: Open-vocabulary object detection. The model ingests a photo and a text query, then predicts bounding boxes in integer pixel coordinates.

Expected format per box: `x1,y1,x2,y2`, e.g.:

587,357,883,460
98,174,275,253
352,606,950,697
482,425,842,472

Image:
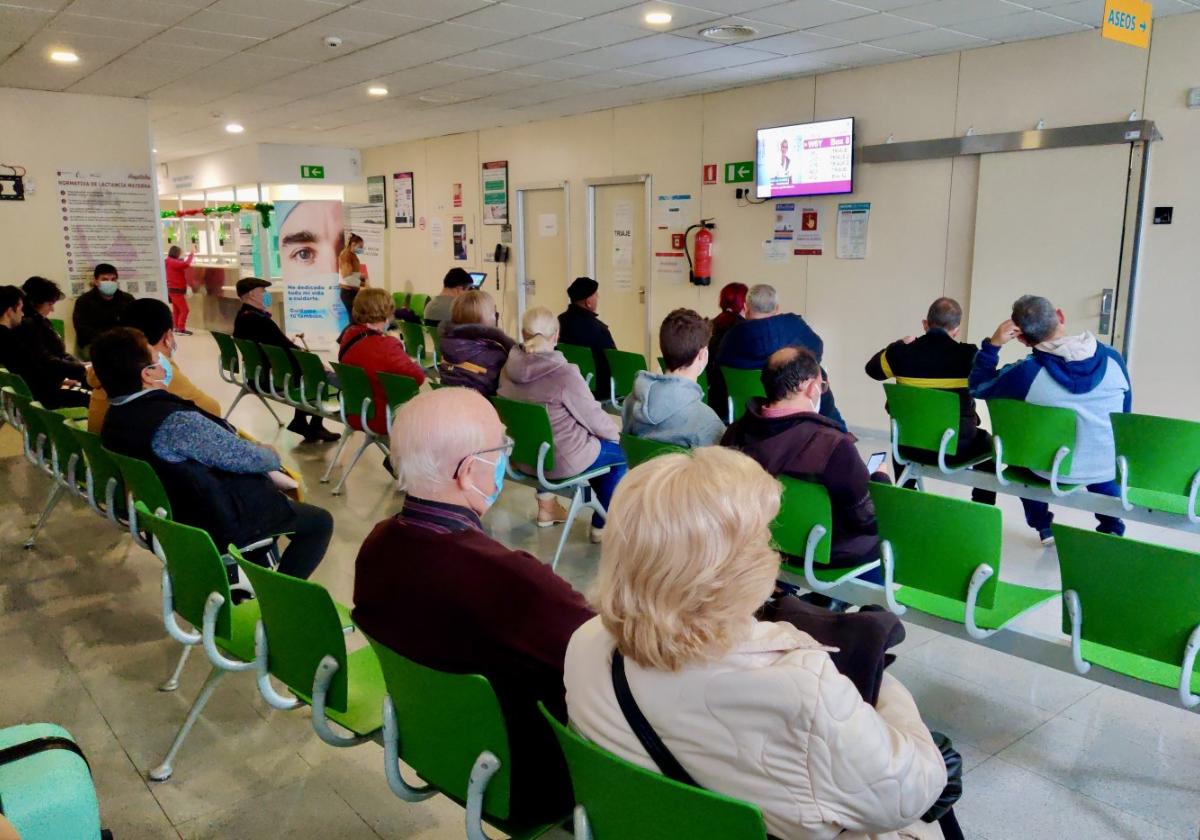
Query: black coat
233,303,300,385
10,314,87,405
72,287,134,356
557,304,616,400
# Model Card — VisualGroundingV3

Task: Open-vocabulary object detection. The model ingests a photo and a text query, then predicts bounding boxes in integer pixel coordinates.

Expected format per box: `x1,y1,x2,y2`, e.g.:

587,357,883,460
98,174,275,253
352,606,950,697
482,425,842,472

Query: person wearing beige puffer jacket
565,446,948,840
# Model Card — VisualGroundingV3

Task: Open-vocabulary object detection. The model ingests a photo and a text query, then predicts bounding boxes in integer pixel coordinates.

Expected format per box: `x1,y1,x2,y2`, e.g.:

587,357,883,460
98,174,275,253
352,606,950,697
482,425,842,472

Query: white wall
0,87,155,343
160,143,362,194
363,14,1199,429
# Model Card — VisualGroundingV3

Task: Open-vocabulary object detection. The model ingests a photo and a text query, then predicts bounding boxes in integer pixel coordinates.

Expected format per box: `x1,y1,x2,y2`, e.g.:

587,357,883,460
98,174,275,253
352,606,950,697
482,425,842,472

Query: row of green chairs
319,366,418,495
399,320,441,370
555,345,712,411
392,291,430,320
212,331,345,429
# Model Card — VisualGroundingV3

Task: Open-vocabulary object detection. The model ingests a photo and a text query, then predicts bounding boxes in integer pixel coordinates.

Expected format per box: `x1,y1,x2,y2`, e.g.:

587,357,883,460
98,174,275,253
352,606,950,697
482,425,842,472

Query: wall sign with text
482,160,508,225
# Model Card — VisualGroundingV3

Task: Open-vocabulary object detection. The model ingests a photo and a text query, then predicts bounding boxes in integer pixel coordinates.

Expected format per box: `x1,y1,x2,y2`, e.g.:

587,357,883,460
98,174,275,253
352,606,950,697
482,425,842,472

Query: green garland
161,202,274,227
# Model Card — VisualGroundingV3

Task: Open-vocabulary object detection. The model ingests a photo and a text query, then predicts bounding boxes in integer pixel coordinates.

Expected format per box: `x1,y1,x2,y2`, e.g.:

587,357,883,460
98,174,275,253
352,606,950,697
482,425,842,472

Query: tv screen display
469,271,487,288
756,118,854,199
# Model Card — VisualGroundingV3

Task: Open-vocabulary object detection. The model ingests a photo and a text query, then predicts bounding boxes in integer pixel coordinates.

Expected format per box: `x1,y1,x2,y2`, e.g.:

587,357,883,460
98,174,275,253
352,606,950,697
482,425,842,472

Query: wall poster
276,199,346,346
392,171,414,228
836,202,870,260
482,160,508,225
57,168,163,299
343,202,386,287
366,174,386,206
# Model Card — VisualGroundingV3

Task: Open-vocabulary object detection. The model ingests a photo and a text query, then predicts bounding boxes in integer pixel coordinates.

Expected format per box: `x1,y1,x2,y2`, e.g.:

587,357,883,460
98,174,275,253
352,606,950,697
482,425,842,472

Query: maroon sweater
352,501,594,820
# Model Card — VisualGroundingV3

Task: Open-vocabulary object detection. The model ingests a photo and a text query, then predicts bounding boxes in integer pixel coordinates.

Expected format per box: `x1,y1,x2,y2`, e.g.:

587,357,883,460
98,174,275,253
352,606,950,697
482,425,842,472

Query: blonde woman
565,448,948,840
498,306,626,537
438,290,515,397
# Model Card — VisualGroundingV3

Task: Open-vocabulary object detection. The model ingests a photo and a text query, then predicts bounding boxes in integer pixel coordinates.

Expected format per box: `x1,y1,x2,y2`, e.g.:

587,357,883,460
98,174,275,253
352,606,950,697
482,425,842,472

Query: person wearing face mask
72,263,135,359
233,276,339,443
352,387,593,822
85,297,220,433
13,276,90,409
93,327,332,580
337,232,367,319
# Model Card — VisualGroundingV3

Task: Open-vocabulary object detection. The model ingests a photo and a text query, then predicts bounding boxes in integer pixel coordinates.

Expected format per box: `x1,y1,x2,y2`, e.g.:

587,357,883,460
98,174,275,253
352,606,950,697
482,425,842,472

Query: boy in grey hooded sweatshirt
622,309,726,448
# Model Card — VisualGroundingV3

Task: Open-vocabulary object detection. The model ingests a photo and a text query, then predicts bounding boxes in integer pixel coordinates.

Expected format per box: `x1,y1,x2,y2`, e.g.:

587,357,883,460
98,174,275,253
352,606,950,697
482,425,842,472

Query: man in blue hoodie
969,295,1131,544
715,283,845,430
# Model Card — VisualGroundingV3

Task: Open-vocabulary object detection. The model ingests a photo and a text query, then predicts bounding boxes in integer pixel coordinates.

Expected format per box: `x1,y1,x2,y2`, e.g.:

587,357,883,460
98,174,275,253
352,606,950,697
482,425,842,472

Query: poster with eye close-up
276,199,347,348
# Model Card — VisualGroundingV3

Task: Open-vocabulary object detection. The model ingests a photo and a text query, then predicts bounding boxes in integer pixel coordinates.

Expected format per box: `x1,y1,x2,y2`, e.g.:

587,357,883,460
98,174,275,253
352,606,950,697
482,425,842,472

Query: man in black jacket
0,285,25,369
557,276,616,401
72,263,135,359
232,277,338,443
13,277,89,409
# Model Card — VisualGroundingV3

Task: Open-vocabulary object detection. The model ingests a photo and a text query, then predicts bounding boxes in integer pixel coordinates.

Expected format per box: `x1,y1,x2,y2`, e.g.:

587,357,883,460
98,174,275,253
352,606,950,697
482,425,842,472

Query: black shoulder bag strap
337,329,373,362
610,649,701,789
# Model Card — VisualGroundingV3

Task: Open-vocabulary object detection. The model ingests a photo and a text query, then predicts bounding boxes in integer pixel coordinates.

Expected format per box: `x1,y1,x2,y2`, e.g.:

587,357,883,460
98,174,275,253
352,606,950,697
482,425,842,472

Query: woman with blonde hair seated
499,306,626,537
565,447,949,840
438,289,515,396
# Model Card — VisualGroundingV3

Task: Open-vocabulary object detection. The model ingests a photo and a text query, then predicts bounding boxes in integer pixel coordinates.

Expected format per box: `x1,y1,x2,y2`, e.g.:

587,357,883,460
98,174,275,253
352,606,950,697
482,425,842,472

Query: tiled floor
0,331,1196,839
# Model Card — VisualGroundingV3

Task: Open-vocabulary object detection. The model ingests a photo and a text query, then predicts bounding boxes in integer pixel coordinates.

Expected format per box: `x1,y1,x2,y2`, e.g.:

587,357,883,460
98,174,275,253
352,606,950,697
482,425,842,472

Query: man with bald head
352,387,592,821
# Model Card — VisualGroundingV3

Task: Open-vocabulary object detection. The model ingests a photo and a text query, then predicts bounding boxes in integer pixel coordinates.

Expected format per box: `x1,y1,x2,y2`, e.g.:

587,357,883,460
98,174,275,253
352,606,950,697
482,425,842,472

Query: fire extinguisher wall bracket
684,219,716,287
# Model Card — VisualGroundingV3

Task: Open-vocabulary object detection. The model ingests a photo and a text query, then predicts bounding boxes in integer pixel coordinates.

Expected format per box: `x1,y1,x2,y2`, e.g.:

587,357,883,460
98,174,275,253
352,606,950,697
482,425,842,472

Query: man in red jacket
352,388,593,821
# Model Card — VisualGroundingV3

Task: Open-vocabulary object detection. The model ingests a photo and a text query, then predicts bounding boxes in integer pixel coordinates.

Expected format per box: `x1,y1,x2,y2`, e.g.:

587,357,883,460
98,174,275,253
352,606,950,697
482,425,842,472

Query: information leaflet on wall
57,168,163,299
429,217,444,251
762,240,790,263
612,199,634,290
392,171,414,228
452,217,467,261
654,251,686,283
237,214,256,278
366,175,386,206
654,194,693,232
343,202,385,286
773,202,799,240
795,207,823,255
482,160,508,225
538,213,558,237
836,202,870,260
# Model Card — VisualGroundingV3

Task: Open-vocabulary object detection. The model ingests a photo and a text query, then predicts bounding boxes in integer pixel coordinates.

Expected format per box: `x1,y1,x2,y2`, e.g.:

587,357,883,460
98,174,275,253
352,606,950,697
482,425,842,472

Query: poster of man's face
276,200,344,282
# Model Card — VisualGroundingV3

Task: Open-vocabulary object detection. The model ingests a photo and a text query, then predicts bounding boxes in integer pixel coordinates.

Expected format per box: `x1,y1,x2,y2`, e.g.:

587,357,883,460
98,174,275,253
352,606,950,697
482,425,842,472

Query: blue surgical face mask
98,280,119,296
354,248,364,256
261,291,273,308
158,353,173,388
469,450,508,507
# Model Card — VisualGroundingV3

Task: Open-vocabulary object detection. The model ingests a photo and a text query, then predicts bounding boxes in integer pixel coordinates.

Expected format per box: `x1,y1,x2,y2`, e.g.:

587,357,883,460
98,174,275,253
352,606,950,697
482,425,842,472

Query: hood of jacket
1032,332,1108,395
502,346,569,385
627,372,705,426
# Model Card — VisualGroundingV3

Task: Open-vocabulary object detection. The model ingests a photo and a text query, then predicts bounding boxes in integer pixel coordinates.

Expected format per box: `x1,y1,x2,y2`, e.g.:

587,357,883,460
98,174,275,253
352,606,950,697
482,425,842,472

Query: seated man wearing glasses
352,387,593,822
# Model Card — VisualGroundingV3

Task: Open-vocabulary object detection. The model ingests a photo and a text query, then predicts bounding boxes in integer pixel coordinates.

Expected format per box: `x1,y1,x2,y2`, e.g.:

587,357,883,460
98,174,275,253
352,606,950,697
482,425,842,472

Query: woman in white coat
564,447,948,840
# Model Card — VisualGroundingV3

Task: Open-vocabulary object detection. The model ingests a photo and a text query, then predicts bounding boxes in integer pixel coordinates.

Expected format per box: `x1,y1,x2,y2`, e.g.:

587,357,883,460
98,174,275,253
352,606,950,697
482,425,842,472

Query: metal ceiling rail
861,120,1163,163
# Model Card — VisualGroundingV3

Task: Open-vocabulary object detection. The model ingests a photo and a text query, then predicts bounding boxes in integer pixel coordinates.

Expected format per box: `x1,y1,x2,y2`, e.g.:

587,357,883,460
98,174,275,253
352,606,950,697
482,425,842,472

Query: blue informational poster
276,199,348,346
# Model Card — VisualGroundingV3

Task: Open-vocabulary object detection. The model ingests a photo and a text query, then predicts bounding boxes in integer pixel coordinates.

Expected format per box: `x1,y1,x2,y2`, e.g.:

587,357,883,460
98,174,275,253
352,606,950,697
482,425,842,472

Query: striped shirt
397,496,482,534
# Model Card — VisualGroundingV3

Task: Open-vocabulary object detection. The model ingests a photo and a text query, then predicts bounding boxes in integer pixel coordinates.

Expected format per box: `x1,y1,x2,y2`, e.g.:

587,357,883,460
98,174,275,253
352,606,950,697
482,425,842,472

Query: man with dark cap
558,276,616,401
422,267,475,326
232,277,338,443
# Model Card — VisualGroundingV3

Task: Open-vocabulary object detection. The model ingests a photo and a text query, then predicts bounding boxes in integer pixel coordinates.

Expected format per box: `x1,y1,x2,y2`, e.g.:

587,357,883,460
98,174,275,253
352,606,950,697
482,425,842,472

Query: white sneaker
1038,528,1056,547
589,526,604,544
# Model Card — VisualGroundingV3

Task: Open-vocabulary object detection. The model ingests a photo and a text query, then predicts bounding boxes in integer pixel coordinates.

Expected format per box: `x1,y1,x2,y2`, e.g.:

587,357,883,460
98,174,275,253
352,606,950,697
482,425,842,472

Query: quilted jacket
565,616,947,840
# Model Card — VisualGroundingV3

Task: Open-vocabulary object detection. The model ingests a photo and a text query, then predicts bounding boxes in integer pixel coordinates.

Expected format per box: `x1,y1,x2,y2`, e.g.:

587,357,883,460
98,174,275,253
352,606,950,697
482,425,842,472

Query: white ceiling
2,0,1195,160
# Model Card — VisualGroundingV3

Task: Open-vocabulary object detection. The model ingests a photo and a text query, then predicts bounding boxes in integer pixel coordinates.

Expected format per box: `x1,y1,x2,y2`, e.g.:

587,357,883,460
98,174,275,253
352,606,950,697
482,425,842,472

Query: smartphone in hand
867,451,887,475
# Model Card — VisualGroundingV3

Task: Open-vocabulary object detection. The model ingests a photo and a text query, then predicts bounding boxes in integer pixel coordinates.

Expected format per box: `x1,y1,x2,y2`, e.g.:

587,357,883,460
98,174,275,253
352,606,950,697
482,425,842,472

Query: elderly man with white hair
714,283,845,430
351,386,593,822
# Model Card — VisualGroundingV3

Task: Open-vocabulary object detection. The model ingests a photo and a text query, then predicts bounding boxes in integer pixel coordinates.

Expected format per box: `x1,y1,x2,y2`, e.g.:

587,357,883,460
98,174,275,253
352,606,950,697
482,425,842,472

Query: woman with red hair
707,282,748,415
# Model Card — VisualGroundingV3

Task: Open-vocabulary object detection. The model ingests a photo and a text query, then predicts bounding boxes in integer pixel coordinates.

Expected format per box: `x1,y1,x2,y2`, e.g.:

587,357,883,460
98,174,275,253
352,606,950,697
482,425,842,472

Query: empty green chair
870,482,1056,637
1055,524,1200,707
229,548,382,744
393,291,410,312
49,317,65,339
409,293,430,319
884,383,988,485
21,403,88,550
259,343,306,407
136,503,259,781
292,348,341,419
400,321,427,366
1112,412,1200,522
423,323,442,368
619,433,684,469
378,371,421,430
322,362,389,495
720,367,765,424
773,477,879,595
556,343,596,389
987,398,1080,496
210,330,241,387
6,389,48,472
366,636,565,840
604,349,647,409
539,705,767,840
64,425,126,525
492,396,612,570
658,356,708,401
226,337,283,426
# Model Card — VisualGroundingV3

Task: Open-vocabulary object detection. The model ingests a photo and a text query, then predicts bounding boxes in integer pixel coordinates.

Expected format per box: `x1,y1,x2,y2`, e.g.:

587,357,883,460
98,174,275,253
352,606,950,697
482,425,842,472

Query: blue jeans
586,440,627,528
1020,479,1125,536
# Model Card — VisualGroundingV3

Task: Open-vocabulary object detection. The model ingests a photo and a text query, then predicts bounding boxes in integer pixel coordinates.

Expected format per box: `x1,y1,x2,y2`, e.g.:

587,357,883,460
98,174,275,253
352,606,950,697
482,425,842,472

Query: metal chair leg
24,483,67,549
321,432,354,484
254,392,283,427
150,665,225,781
224,386,250,420
332,435,374,496
159,645,193,692
551,486,586,571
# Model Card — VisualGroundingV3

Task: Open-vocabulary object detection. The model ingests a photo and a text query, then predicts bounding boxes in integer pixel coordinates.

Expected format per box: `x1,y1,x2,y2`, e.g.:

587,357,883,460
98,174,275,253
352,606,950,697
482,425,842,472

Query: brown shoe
536,499,569,528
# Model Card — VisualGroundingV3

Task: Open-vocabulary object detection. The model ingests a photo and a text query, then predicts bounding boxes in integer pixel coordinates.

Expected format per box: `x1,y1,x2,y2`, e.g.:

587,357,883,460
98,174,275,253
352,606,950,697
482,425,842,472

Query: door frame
514,181,572,329
585,174,653,360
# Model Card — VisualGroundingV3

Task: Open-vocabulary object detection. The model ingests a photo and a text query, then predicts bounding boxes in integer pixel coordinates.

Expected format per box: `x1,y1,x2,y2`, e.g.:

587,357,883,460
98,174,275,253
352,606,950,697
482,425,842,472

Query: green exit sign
724,161,754,183
300,165,325,179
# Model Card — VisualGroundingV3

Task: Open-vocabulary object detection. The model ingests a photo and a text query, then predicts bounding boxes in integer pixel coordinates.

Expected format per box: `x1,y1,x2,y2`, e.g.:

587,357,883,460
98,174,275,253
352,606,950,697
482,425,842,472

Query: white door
587,177,650,357
515,184,569,336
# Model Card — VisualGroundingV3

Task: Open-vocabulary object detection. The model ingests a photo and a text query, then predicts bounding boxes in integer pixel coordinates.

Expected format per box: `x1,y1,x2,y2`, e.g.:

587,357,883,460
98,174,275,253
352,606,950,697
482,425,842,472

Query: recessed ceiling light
699,24,758,41
225,122,244,134
50,49,78,64
644,11,673,25
368,86,388,96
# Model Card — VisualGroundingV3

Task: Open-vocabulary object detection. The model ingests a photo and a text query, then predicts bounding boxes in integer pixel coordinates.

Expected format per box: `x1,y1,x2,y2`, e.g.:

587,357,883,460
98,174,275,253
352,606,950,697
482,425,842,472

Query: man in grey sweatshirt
623,308,726,448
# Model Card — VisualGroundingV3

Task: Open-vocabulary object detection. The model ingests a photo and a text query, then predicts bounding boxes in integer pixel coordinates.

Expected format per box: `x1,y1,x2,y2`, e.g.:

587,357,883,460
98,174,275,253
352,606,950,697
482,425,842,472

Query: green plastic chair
229,548,382,743
604,349,647,409
884,383,987,485
104,447,171,551
1112,412,1200,521
987,398,1079,496
20,403,88,550
772,476,880,595
225,337,283,426
136,503,259,782
870,482,1057,637
409,293,431,319
400,321,427,366
50,317,65,339
259,343,306,406
720,367,765,424
619,433,684,469
556,343,596,389
292,348,340,417
1055,524,1200,707
492,395,613,569
366,636,564,840
210,330,241,386
5,388,47,471
538,705,767,840
393,291,410,312
323,362,388,495
658,356,709,401
423,324,442,367
377,371,421,430
64,425,127,525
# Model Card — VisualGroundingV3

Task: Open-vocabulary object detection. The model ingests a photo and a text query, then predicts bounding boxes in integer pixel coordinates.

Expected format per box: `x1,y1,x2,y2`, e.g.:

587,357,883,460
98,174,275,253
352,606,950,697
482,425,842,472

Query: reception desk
178,259,282,333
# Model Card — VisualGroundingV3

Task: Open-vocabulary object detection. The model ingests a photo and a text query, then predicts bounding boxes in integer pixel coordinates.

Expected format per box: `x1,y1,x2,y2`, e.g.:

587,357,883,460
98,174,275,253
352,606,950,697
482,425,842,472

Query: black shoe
306,422,341,443
797,592,851,612
286,416,311,438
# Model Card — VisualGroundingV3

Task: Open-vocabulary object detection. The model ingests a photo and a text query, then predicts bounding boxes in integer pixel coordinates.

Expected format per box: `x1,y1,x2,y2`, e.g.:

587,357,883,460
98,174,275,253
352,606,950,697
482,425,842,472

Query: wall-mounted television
755,117,854,199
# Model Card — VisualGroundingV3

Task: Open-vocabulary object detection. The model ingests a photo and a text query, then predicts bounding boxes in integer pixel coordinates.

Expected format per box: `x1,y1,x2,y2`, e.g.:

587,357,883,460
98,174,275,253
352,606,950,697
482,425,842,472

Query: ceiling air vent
698,24,758,41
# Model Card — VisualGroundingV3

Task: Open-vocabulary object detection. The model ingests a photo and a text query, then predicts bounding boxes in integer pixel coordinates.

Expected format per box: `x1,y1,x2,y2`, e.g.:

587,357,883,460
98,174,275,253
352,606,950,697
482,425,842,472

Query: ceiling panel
452,2,582,34
46,13,166,40
810,11,933,38
247,23,393,60
670,15,795,42
868,25,991,51
0,6,54,41
506,0,639,14
207,0,343,23
802,41,911,66
537,16,652,47
61,0,198,26
896,0,1028,25
67,55,194,97
124,40,235,68
353,0,490,19
594,1,726,31
1039,0,1104,24
149,27,264,51
513,58,603,80
485,34,587,60
315,4,438,35
443,48,538,71
632,42,779,75
744,0,878,28
947,8,1088,38
175,9,296,39
750,29,848,53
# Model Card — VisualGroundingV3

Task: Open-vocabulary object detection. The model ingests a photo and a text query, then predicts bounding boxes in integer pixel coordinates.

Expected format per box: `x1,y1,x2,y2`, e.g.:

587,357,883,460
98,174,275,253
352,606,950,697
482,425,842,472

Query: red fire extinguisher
684,219,716,286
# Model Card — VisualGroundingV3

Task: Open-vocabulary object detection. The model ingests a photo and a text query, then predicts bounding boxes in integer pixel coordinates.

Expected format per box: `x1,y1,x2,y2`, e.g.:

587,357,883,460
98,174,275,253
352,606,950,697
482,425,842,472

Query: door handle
1098,287,1113,335
638,287,645,304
